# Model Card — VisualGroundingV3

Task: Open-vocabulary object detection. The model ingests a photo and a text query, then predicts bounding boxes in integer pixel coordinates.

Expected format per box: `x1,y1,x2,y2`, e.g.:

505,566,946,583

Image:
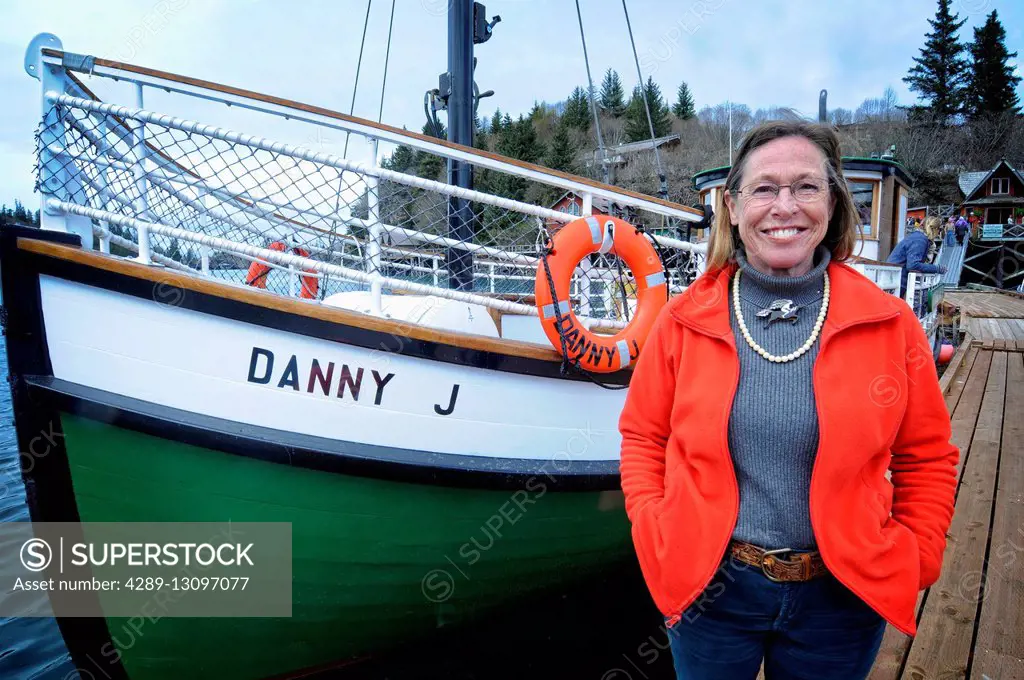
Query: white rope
51,94,574,225
375,223,539,265
91,224,196,272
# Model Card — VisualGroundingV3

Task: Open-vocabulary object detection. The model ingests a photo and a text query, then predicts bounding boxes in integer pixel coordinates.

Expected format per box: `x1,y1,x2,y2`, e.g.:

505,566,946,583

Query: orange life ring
245,241,319,299
535,216,668,373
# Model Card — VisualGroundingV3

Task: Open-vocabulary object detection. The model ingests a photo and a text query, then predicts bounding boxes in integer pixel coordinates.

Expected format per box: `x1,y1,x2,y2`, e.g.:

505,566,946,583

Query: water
0,333,78,680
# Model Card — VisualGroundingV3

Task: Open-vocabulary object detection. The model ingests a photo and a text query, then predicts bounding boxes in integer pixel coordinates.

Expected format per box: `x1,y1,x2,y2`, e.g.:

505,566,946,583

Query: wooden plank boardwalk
867,336,1024,680
945,290,1024,343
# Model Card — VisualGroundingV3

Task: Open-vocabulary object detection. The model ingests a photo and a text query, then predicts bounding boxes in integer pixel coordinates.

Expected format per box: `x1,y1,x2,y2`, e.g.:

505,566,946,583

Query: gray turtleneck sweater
728,246,831,550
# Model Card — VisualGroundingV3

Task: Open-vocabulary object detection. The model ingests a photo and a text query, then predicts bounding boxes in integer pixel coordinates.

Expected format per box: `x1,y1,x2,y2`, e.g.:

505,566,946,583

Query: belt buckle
760,547,792,583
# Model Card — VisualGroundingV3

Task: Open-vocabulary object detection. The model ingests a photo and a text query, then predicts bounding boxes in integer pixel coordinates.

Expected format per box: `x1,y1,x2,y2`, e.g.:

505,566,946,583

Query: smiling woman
709,121,859,277
619,121,959,680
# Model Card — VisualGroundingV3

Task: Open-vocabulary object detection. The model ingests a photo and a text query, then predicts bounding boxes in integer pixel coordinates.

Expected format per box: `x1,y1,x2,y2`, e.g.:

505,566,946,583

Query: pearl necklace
732,269,830,363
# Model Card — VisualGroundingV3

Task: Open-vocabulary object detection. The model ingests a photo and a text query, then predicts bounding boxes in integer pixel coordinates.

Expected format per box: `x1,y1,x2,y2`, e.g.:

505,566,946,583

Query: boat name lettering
246,347,395,406
555,317,639,369
434,384,460,416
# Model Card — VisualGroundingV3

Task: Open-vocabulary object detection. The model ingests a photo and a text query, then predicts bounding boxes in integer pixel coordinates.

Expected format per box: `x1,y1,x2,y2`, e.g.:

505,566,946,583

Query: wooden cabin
692,157,915,261
957,159,1024,236
546,191,632,232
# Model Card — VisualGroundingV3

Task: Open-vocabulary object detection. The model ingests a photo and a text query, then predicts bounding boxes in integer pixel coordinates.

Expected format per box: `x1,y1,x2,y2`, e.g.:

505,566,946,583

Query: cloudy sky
1,0,1021,207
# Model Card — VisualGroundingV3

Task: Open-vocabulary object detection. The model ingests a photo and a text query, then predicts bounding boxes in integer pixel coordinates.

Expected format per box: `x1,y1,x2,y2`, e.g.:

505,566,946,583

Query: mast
446,0,474,291
445,1,497,291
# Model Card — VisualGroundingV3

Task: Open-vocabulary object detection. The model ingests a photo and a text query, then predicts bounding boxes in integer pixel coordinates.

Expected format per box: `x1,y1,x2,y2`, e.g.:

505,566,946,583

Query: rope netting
35,98,699,322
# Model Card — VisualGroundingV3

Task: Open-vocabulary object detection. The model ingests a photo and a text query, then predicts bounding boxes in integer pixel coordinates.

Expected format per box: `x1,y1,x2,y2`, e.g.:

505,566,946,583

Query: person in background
944,217,956,246
954,215,969,246
887,218,947,297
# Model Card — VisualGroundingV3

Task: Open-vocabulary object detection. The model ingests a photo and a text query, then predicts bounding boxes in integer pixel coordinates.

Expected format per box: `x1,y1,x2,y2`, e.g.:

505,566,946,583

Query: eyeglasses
735,178,830,205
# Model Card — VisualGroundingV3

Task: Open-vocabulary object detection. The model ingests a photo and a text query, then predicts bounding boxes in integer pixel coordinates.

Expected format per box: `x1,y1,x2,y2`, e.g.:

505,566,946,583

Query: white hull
40,276,625,463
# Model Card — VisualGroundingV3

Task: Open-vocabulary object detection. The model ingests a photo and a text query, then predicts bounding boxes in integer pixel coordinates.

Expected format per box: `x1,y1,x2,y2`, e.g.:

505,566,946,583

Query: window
991,177,1009,195
846,180,877,238
559,200,581,216
987,208,1011,225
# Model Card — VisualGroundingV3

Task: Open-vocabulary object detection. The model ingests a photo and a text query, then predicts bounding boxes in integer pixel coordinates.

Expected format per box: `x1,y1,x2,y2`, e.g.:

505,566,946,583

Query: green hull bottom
59,414,632,679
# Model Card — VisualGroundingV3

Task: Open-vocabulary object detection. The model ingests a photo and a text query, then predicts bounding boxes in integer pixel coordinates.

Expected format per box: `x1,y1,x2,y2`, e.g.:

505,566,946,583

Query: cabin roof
959,159,1024,202
958,171,989,197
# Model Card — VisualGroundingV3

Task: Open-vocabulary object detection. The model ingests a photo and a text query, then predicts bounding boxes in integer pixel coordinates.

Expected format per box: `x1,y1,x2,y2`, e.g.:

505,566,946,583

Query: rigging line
343,0,373,158
574,0,609,185
621,0,669,202
326,0,372,299
377,0,397,124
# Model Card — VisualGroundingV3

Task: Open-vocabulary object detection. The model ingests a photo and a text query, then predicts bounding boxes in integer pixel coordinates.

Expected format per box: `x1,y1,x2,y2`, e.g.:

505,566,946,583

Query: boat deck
867,337,1024,680
946,289,1024,344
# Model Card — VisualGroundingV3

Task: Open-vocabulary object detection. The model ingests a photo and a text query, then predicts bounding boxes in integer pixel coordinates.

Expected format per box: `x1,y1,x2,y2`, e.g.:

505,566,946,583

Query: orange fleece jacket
618,261,958,635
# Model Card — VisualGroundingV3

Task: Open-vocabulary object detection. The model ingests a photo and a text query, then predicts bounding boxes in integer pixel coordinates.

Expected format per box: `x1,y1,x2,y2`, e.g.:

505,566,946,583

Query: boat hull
57,412,630,679
0,228,634,679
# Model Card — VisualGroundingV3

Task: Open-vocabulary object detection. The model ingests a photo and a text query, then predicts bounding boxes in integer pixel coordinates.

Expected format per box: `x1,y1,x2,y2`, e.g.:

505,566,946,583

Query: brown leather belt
728,540,828,582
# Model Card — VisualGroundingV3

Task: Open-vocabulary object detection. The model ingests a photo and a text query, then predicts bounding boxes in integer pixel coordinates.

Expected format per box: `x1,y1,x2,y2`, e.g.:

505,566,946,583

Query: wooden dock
945,289,1024,345
868,332,1023,679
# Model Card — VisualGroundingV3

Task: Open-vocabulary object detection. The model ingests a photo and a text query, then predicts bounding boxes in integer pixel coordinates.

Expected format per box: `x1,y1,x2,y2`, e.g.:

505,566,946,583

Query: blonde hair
922,216,941,239
706,121,860,270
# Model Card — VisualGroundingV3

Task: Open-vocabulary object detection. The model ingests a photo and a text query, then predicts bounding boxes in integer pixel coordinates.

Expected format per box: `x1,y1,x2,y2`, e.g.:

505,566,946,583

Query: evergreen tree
381,144,417,173
672,81,696,120
478,116,546,245
624,78,672,142
379,141,419,228
495,115,545,167
966,10,1021,118
164,238,183,263
416,121,446,180
545,122,578,174
562,86,591,132
599,68,626,116
903,0,969,122
489,108,505,134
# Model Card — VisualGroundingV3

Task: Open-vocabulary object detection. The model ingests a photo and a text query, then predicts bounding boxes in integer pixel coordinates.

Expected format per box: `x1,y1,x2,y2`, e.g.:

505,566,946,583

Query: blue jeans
668,556,886,680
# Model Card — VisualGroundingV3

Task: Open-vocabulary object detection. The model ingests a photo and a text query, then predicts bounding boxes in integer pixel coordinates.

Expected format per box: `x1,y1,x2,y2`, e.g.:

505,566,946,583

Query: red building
546,191,631,232
958,159,1024,227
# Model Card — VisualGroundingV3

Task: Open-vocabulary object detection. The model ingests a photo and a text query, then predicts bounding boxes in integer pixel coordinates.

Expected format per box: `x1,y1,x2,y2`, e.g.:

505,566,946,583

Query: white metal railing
51,93,575,227
38,46,700,223
906,271,944,339
29,37,706,333
852,262,902,295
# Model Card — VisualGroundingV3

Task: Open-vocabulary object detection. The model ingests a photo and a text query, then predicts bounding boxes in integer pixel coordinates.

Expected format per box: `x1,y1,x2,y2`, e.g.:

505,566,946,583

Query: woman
887,215,946,298
618,121,958,680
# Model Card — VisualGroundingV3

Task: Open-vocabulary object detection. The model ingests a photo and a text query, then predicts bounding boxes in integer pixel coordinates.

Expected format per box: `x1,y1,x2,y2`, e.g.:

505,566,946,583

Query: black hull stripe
23,247,632,386
27,376,622,492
